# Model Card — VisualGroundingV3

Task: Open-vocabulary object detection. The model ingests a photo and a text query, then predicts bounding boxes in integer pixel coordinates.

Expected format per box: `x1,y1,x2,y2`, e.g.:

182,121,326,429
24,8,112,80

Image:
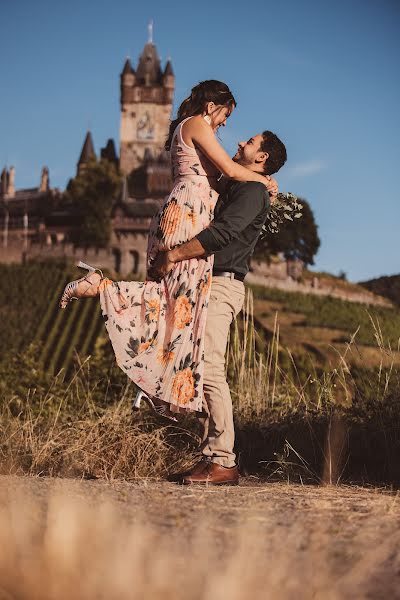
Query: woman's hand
265,175,278,203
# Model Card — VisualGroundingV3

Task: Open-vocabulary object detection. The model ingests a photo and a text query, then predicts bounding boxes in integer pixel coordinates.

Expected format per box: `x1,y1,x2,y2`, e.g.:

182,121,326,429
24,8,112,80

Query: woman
60,80,275,420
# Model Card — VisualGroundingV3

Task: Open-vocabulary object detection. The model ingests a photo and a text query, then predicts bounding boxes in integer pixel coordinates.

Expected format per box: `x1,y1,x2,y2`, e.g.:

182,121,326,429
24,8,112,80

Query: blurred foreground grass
1,477,399,600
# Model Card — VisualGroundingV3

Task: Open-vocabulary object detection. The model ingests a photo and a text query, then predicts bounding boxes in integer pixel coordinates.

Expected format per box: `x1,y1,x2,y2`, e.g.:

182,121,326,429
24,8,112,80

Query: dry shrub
0,397,198,480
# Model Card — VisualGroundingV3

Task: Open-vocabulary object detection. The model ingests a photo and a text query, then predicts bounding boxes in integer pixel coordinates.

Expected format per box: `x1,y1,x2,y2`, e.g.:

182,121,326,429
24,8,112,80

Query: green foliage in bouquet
263,192,304,235
255,194,320,266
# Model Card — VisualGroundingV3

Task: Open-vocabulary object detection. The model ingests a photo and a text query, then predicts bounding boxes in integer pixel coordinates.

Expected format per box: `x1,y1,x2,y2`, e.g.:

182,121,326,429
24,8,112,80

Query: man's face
232,134,264,167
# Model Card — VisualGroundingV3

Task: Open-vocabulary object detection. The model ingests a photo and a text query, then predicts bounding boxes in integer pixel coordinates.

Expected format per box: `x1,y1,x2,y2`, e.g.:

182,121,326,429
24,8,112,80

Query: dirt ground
1,476,400,600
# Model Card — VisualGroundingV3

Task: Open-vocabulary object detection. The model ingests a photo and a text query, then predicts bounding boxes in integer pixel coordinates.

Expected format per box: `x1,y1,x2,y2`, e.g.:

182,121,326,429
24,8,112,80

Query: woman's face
207,103,234,131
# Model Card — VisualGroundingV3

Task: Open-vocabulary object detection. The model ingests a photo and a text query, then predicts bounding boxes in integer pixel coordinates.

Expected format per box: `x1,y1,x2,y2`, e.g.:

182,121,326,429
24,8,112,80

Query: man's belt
212,270,245,282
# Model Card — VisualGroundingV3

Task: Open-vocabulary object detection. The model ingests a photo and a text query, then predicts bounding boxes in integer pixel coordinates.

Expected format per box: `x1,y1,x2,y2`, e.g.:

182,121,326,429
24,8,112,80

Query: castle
0,26,174,277
0,30,392,309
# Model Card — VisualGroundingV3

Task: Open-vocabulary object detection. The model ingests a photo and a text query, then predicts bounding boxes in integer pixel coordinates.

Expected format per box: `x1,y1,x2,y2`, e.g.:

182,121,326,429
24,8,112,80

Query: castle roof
122,58,135,75
100,138,118,164
164,60,174,77
78,131,96,165
136,42,162,84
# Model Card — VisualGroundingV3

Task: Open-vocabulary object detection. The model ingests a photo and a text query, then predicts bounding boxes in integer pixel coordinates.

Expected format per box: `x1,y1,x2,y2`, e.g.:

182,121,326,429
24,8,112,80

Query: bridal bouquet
261,192,303,235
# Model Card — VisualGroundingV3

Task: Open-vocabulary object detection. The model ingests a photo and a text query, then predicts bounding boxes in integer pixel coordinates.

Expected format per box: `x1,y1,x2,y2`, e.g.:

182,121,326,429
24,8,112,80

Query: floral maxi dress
99,117,219,413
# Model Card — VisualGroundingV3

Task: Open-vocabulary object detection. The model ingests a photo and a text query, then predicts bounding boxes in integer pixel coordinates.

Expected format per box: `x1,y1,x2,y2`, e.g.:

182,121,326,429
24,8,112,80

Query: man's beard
232,153,253,167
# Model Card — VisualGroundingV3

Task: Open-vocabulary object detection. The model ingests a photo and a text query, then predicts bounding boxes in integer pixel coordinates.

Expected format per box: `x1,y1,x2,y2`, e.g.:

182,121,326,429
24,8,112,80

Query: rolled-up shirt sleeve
196,182,270,253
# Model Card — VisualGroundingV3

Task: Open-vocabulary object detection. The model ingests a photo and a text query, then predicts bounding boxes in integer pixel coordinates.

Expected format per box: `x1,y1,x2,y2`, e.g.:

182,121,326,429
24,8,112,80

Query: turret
163,59,174,87
163,59,174,102
0,168,8,197
100,139,118,168
120,58,136,104
39,166,49,192
77,131,96,176
122,57,135,78
8,167,15,198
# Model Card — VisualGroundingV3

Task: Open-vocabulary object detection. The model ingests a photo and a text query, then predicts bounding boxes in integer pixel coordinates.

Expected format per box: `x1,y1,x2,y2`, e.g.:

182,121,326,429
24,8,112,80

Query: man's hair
260,131,287,175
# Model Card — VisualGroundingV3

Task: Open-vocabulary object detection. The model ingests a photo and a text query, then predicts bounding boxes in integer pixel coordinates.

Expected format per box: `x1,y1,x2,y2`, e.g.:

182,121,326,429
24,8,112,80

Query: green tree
66,159,121,247
255,198,320,265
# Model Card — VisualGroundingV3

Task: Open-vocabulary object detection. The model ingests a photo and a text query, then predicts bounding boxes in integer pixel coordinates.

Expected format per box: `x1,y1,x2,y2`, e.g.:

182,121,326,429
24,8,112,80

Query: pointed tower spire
148,19,153,44
164,59,174,76
136,22,162,85
100,138,118,168
77,131,96,175
122,57,134,75
0,168,8,197
163,57,175,101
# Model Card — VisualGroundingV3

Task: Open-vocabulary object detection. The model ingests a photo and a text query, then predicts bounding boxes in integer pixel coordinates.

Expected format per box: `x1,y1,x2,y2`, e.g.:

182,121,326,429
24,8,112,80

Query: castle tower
0,168,8,196
119,23,175,174
100,138,118,168
39,166,49,192
77,131,96,176
8,167,15,198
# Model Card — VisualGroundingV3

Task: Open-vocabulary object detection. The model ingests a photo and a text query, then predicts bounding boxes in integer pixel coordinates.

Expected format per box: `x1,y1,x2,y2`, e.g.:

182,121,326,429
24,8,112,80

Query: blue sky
1,0,399,282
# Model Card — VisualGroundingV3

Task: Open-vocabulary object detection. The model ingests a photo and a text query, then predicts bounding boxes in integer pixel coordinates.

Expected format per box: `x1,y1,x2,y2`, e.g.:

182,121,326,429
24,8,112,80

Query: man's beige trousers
200,275,245,467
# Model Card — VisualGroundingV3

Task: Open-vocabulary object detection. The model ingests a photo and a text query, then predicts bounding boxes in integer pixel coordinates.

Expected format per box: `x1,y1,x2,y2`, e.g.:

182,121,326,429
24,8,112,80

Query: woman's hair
165,80,236,151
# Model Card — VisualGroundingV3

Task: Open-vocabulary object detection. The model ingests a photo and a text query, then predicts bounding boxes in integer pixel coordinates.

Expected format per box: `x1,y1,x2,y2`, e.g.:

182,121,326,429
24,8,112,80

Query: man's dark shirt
196,180,270,277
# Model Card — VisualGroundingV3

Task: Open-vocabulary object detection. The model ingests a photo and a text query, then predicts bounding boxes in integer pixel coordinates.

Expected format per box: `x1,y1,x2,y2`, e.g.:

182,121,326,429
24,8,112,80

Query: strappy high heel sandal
132,390,178,423
59,261,104,309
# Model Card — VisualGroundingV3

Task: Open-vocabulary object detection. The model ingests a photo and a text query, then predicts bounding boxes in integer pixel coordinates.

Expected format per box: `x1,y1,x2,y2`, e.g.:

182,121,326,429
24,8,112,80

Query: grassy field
1,260,399,377
0,260,400,485
0,261,102,376
250,283,400,349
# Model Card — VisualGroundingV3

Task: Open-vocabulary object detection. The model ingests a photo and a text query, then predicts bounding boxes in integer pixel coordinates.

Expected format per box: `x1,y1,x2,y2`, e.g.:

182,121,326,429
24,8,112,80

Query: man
152,130,287,485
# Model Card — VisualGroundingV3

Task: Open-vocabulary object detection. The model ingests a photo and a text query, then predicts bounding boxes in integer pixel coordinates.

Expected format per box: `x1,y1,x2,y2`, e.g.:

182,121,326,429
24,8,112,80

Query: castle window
112,248,121,272
130,250,139,274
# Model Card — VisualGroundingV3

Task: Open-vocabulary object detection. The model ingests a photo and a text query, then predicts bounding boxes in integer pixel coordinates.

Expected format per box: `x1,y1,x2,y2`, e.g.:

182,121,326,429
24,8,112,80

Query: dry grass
0,477,399,600
253,297,400,369
229,291,400,413
0,290,399,484
228,291,351,416
0,394,198,480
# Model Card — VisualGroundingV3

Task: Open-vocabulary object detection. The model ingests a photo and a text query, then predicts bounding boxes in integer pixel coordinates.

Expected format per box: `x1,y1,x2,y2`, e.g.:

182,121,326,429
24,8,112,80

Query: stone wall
246,272,392,308
0,242,393,308
1,232,149,278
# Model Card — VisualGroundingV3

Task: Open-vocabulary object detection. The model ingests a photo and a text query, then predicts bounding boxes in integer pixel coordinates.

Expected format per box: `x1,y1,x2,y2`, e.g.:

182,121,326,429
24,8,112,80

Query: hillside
359,273,400,307
249,283,400,369
0,261,103,376
1,261,400,377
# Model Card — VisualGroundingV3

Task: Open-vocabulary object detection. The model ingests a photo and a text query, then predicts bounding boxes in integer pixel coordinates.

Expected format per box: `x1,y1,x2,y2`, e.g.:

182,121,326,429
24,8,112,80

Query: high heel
132,390,178,423
59,261,104,309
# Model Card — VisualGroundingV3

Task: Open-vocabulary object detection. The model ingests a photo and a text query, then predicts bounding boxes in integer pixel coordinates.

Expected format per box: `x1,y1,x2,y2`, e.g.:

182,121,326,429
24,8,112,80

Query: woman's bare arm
182,117,270,185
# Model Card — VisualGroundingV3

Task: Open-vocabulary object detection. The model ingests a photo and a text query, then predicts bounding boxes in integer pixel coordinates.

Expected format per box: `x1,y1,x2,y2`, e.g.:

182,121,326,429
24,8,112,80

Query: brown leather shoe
166,459,208,483
182,461,239,486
